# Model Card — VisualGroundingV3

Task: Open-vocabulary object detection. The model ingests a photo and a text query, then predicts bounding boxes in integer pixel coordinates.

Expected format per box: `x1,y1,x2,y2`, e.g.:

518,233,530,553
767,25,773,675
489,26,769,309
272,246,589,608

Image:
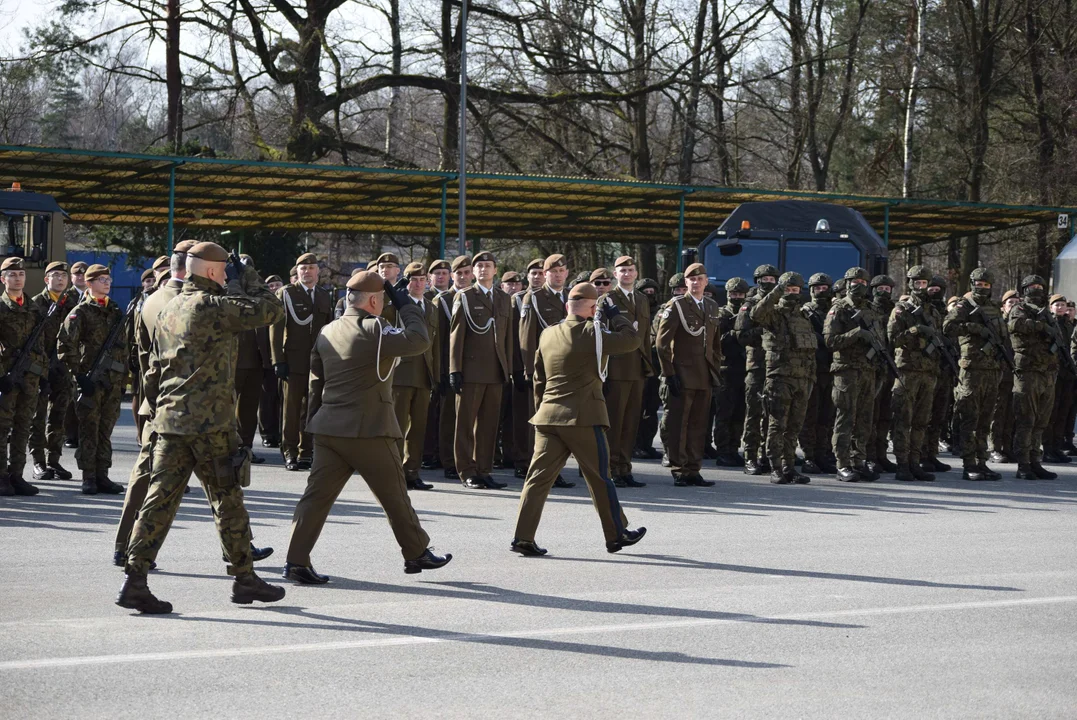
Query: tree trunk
165,0,182,152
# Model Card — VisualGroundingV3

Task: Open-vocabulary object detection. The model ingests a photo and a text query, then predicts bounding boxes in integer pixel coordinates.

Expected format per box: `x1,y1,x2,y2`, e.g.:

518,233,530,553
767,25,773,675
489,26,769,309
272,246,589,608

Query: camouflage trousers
30,368,73,465
740,369,769,461
890,371,936,464
798,370,834,462
0,375,41,474
1046,371,1075,452
953,367,1002,464
1012,369,1055,464
922,370,954,461
713,370,746,455
989,370,1015,455
764,377,813,470
125,431,253,576
74,380,124,473
831,367,876,467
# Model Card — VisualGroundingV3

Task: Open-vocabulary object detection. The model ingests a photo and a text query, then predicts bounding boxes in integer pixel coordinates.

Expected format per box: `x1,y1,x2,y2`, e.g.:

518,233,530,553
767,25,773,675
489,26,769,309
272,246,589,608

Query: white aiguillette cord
284,286,314,327
673,296,706,338
458,289,495,335
533,285,565,330
366,315,401,383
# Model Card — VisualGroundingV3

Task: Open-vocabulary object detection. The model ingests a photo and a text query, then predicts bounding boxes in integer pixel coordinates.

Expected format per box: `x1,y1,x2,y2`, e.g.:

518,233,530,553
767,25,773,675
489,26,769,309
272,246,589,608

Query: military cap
1,257,25,272
871,274,896,288
544,254,567,271
347,270,385,292
754,264,779,280
638,278,659,292
296,252,319,266
473,251,497,265
568,282,599,300
844,267,870,282
290,266,299,277
614,255,636,268
1020,274,1047,290
451,255,472,271
906,265,932,282
151,255,170,271
573,271,591,285
365,260,378,270
376,252,400,266
779,271,804,287
174,239,196,254
969,267,994,284
725,277,749,294
684,262,707,279
141,268,155,282
668,272,685,289
70,261,88,273
808,272,833,287
833,278,847,294
589,267,612,282
403,261,426,278
265,274,282,284
429,259,451,273
1049,293,1066,305
929,274,947,289
501,270,522,284
187,241,230,263
1000,289,1019,303
84,264,110,281
526,258,545,272
1069,301,1076,308
44,261,68,274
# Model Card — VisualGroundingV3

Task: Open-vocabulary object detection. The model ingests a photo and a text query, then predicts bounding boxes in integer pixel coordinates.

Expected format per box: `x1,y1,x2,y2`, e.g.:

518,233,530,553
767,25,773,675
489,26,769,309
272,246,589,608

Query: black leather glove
384,278,409,311
917,324,936,338
0,374,13,394
76,374,95,395
856,328,875,344
38,379,51,397
449,371,464,395
666,374,683,398
225,261,240,283
273,362,290,380
512,372,529,392
603,297,622,320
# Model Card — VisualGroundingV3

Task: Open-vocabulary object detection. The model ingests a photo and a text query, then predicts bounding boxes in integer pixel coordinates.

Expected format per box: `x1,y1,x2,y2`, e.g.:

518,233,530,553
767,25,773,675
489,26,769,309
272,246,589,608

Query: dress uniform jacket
270,283,333,375
601,285,654,478
519,285,567,378
449,285,511,383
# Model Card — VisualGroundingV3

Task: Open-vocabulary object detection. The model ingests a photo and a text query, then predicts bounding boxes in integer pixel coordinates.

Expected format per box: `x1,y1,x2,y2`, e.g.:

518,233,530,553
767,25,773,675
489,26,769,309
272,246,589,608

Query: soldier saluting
117,242,286,614
511,282,647,556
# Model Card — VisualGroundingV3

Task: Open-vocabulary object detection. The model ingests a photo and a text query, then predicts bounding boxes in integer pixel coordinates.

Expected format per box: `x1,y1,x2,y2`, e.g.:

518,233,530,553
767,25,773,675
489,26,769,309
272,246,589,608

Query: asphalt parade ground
2,410,1076,719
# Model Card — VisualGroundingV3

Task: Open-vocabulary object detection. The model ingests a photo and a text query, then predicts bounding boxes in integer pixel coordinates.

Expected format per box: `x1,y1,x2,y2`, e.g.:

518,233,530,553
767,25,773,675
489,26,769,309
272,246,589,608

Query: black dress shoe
261,438,280,448
607,527,647,553
621,474,646,488
483,474,507,489
283,562,330,584
285,458,300,471
404,548,453,574
251,545,274,562
250,453,265,465
231,573,286,604
688,473,715,487
421,458,442,470
553,475,575,488
116,573,172,614
462,476,491,489
33,463,54,480
407,477,435,490
444,467,460,480
510,540,548,557
64,439,78,449
297,457,313,470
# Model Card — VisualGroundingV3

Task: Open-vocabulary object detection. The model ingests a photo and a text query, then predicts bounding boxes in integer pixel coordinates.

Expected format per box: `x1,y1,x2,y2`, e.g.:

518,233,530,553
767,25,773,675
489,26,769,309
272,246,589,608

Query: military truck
1,183,67,292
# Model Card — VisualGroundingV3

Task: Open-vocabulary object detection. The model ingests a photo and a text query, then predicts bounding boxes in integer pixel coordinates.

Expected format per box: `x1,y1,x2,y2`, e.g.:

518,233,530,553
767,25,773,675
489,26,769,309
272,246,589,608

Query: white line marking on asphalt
2,594,1075,671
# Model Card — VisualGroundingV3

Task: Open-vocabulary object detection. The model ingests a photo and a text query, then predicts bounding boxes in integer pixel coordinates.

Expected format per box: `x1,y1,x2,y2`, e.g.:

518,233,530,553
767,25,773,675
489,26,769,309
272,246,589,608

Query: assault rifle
967,301,1016,372
907,303,959,376
1038,307,1077,376
851,309,904,392
76,301,135,409
0,299,58,402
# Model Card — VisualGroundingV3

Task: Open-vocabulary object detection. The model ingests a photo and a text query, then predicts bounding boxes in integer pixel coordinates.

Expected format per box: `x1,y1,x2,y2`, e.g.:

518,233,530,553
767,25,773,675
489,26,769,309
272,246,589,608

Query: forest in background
2,0,1076,291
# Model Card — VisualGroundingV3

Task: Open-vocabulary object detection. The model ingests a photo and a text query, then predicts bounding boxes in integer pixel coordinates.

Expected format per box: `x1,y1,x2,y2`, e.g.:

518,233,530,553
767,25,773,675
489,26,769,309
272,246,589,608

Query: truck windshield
784,239,861,283
703,238,779,284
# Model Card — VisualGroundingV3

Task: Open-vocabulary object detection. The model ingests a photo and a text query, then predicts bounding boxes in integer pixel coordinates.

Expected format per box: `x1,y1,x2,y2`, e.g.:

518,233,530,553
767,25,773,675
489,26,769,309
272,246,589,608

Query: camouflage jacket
716,304,745,373
57,293,128,379
800,298,833,373
887,296,944,373
943,296,1009,371
1007,300,1060,373
148,268,284,435
734,289,766,372
0,292,46,376
30,288,80,365
823,296,884,372
749,287,817,381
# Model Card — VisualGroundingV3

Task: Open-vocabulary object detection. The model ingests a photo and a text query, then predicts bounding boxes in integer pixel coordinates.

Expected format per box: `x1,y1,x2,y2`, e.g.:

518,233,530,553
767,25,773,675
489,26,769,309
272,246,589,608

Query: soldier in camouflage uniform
798,273,837,474
823,267,884,482
117,242,286,614
29,261,80,482
1043,293,1075,464
886,266,942,482
57,265,127,495
735,264,777,475
749,272,816,484
942,268,1007,481
988,290,1020,464
920,276,956,472
1007,276,1061,480
867,274,898,475
713,277,747,466
0,257,46,496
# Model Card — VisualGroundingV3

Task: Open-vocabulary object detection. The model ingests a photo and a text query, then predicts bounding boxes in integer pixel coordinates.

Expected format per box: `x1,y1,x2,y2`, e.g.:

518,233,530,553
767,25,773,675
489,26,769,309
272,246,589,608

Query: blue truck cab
696,200,890,292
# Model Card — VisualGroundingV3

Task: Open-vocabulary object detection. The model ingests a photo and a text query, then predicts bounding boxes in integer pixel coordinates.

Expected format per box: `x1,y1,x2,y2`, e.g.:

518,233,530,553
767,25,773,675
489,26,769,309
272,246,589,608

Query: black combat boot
714,453,743,467
800,458,823,474
81,471,98,495
95,471,124,494
875,457,899,473
909,461,935,482
988,451,1007,464
48,460,73,479
836,466,860,482
744,459,765,476
32,462,54,480
961,462,987,481
231,572,287,604
1031,462,1058,480
977,463,1001,481
818,456,838,473
0,473,15,497
1015,463,1037,480
757,457,772,473
789,466,811,484
854,463,879,482
894,463,915,482
770,469,793,484
116,572,172,614
1041,448,1067,464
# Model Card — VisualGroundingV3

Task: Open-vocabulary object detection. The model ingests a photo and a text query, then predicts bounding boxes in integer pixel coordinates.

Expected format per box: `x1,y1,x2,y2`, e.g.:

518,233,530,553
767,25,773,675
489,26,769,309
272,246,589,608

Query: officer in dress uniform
433,256,473,479
258,274,284,448
421,259,452,469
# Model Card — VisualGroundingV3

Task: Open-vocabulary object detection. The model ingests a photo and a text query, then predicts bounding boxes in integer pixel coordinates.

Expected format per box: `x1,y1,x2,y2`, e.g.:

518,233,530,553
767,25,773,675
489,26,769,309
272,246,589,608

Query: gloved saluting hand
273,362,290,380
